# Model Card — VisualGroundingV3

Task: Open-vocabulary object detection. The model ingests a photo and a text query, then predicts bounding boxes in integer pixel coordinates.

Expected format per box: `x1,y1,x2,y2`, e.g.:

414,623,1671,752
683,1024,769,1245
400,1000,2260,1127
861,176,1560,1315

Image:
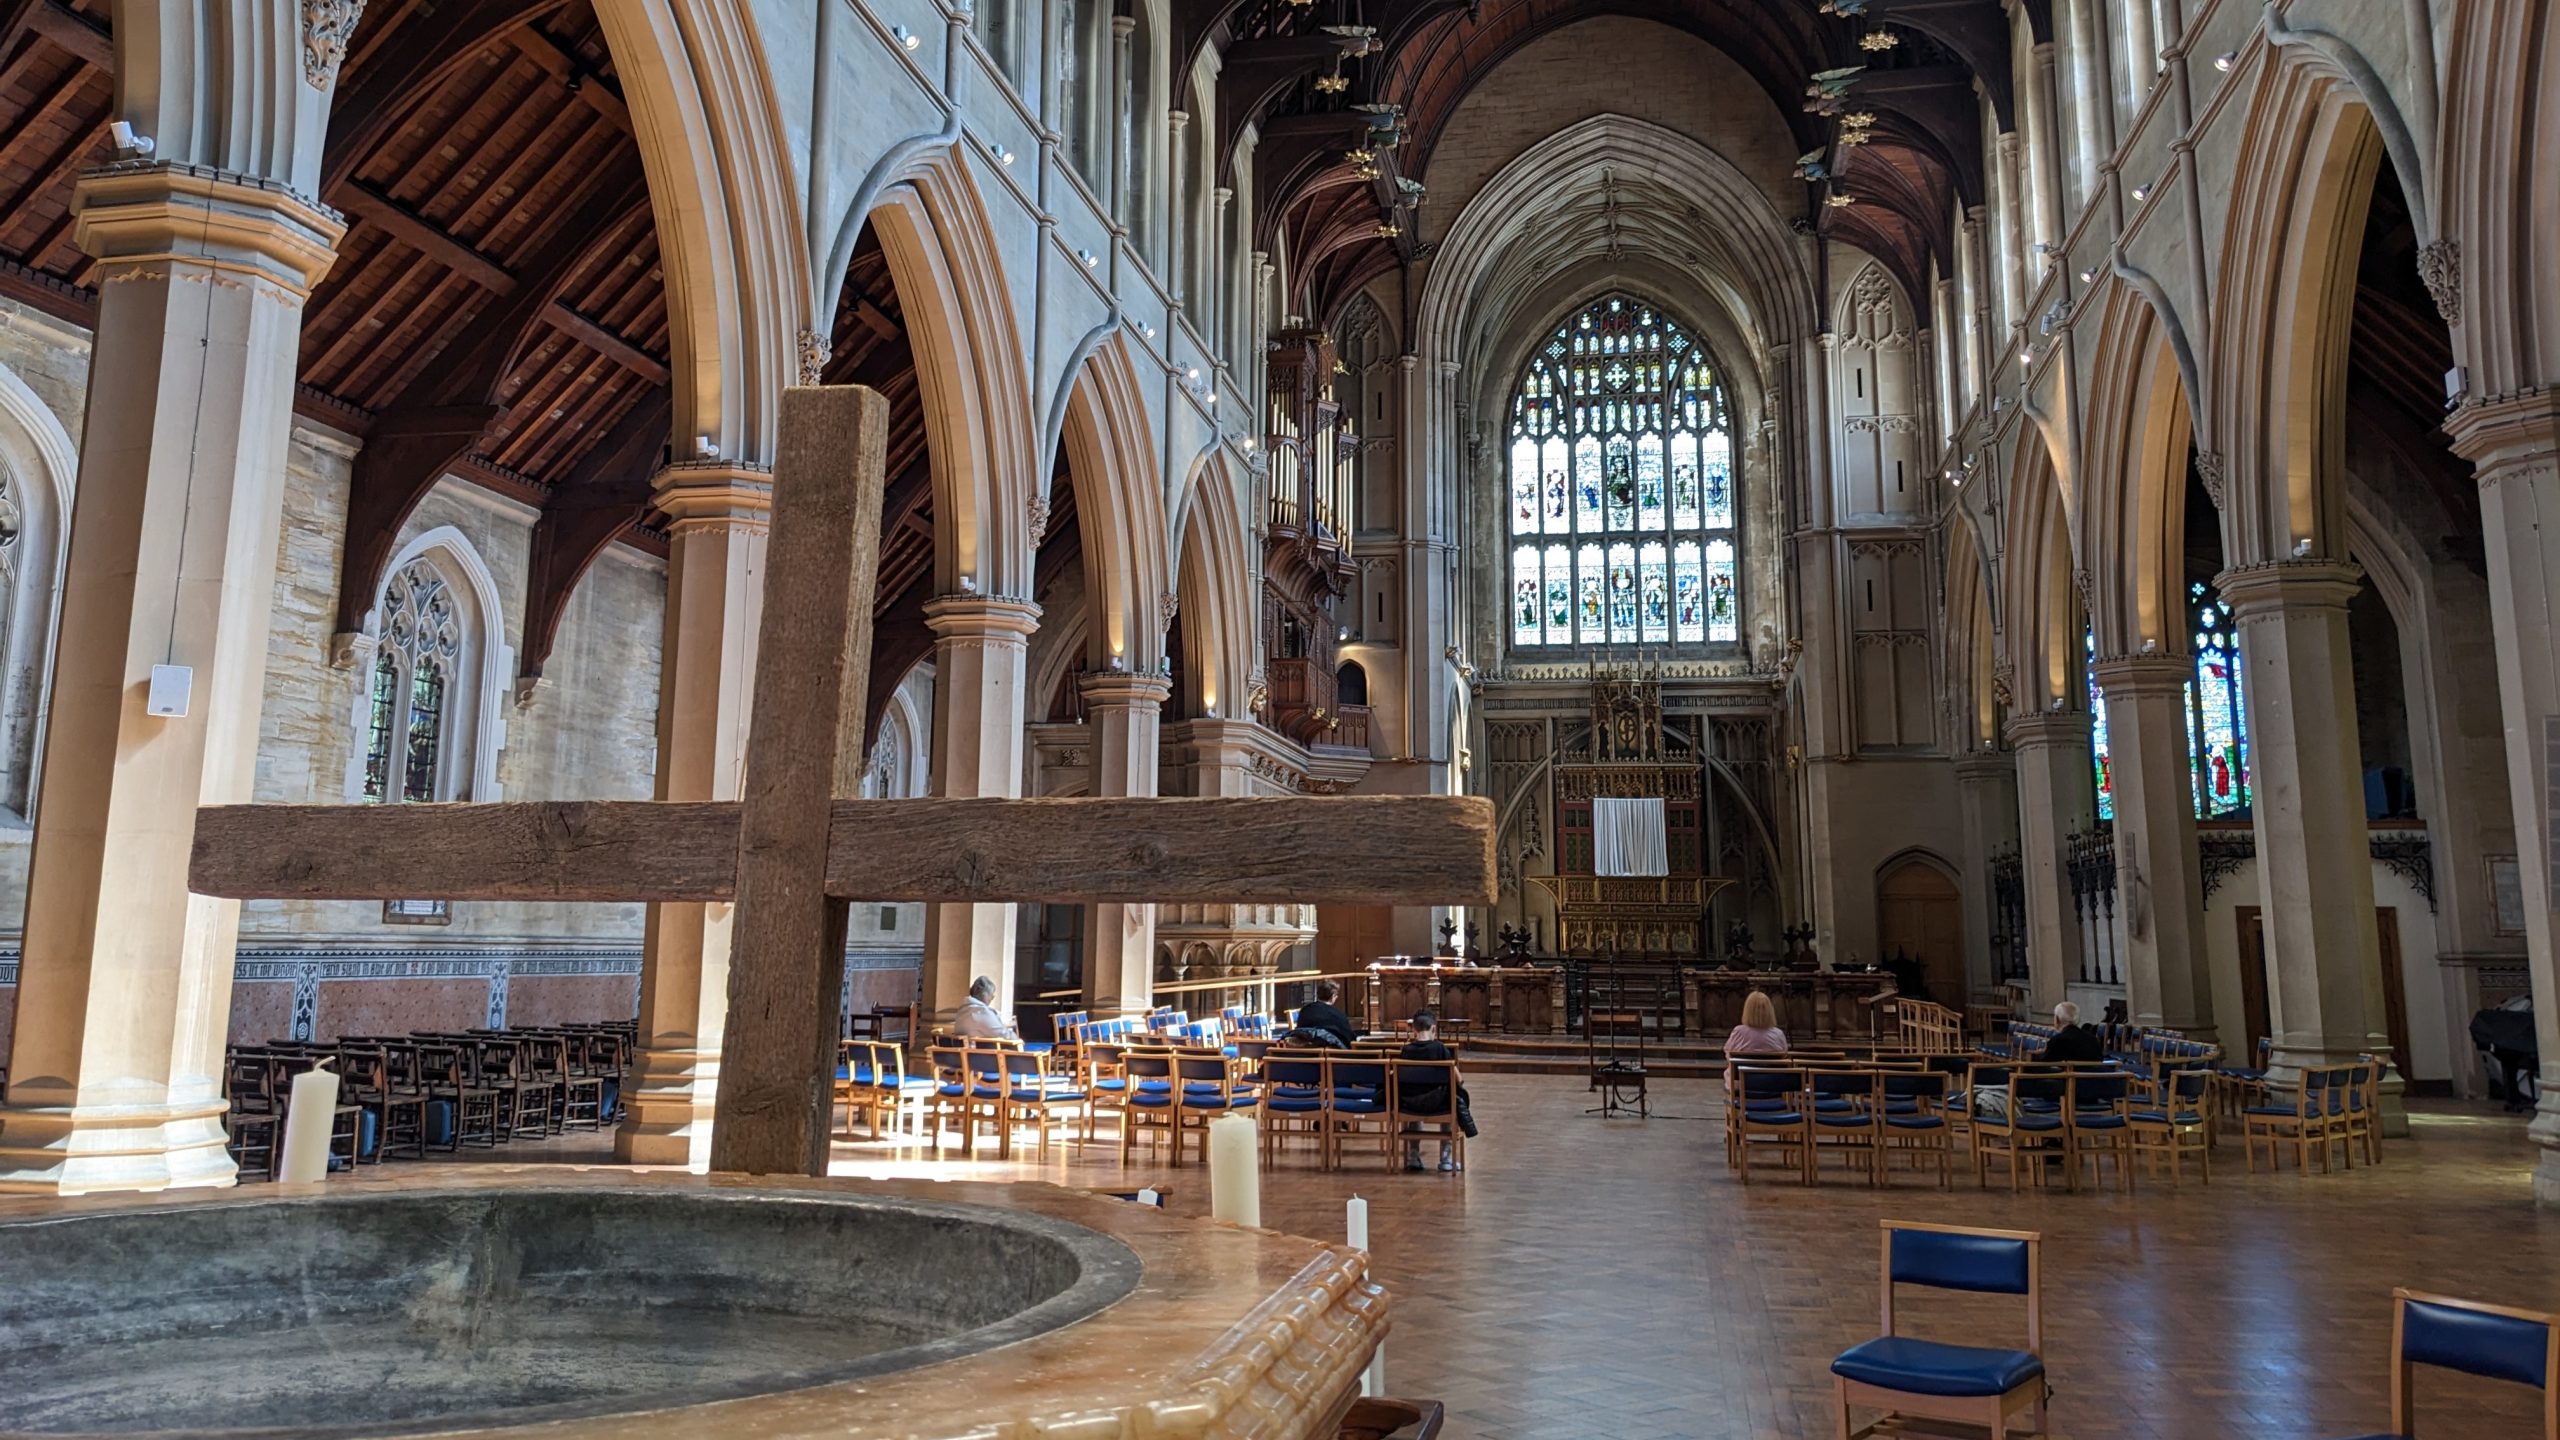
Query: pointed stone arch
2001,433,2083,712
2080,286,2200,657
860,151,1040,600
2436,0,2560,395
1171,450,1255,720
1057,333,1173,669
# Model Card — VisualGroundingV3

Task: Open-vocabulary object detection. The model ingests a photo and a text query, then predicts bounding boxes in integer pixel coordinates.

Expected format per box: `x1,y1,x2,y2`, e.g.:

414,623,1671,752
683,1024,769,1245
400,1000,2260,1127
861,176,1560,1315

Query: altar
1687,969,1894,1042
1366,961,1568,1033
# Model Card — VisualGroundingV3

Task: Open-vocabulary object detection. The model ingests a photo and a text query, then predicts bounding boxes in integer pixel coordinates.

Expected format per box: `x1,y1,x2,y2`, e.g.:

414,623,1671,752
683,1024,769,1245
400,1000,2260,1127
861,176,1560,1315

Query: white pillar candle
1349,1193,1384,1396
277,1065,341,1184
1345,1195,1368,1250
1206,1112,1259,1227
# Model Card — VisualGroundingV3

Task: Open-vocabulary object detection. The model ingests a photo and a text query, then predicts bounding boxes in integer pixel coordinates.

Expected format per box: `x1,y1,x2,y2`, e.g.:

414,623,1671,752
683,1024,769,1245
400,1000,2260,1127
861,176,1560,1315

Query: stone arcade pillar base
918,596,1039,1024
2447,392,2560,1201
620,469,771,1168
2094,656,2215,1040
1081,672,1170,1017
2219,561,2404,1135
0,166,342,1193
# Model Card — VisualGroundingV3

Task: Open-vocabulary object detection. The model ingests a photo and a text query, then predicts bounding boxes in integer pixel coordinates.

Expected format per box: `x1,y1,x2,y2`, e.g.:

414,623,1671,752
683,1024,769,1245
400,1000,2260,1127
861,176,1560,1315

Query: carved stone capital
796,328,832,385
2213,559,2365,618
303,0,369,90
74,162,346,300
2416,238,2460,328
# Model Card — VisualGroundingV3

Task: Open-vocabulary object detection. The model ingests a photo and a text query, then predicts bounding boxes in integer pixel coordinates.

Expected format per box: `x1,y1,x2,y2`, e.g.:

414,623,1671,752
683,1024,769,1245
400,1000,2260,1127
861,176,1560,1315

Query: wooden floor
441,1079,2560,1439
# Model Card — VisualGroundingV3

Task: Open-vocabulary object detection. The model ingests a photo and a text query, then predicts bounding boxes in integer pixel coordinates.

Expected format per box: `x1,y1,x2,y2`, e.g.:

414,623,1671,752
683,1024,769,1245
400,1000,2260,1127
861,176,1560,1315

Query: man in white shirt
953,975,1019,1041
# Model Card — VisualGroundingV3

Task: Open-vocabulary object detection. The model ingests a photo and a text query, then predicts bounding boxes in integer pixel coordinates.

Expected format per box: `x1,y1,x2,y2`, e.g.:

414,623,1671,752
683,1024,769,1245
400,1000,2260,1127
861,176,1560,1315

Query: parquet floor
440,1080,2560,1439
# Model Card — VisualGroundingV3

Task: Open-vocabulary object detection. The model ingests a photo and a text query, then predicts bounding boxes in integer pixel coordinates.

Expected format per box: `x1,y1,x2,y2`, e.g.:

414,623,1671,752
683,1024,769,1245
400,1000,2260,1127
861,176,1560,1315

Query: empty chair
2128,1068,2214,1186
1880,1071,1953,1189
997,1049,1084,1160
2245,1065,2346,1174
1256,1053,1330,1168
1833,1221,2046,1439
1728,1066,1812,1186
1810,1070,1883,1187
2327,1289,2557,1440
1119,1050,1183,1165
1973,1072,2068,1191
2065,1072,2136,1193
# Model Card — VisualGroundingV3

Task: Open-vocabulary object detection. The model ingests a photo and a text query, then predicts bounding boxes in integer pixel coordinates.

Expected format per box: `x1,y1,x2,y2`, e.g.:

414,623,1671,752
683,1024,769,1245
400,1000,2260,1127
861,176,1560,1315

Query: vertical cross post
708,385,889,1176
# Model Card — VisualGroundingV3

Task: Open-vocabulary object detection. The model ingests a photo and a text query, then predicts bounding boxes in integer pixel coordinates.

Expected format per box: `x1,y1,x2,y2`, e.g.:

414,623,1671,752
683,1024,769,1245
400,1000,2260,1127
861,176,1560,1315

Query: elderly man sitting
953,976,1019,1042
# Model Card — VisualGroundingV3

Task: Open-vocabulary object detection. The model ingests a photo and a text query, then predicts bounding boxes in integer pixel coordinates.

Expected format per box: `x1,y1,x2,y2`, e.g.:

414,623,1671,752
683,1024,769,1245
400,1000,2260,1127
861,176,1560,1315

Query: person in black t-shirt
1291,981,1360,1048
1397,1011,1479,1171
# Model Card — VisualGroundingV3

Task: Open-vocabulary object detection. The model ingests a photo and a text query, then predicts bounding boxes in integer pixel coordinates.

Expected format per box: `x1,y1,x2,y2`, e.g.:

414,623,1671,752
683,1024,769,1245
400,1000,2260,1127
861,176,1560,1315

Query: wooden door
1316,905,1396,969
2375,907,2411,1076
2236,906,2270,1061
1876,857,1964,1004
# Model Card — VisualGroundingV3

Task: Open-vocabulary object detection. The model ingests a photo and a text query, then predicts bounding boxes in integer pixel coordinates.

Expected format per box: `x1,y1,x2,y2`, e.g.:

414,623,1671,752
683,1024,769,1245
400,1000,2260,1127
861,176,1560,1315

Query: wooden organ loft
1257,327,1367,751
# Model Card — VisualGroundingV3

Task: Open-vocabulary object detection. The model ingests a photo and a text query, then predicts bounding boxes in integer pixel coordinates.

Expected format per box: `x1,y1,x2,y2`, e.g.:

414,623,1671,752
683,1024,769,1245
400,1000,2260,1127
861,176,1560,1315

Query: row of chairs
1830,1221,2559,1439
223,1023,630,1178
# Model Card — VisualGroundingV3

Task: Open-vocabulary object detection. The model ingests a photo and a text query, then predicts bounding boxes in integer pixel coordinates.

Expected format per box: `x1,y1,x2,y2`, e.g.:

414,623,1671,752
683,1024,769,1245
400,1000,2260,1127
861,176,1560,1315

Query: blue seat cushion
1262,1096,1323,1113
2071,1113,2128,1130
1886,1115,1947,1130
1129,1092,1175,1108
1814,1098,1856,1113
1817,1113,1876,1128
1832,1337,2044,1399
2129,1110,2204,1126
1995,1114,2062,1132
1743,1111,1806,1126
1180,1095,1236,1109
936,1082,967,1097
2242,1105,2306,1118
1328,1097,1384,1114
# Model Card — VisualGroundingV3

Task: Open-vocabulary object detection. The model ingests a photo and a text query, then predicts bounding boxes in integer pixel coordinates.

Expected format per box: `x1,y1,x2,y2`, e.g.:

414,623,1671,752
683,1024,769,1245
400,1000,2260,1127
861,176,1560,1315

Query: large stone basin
0,1183,1138,1436
0,1172,1387,1440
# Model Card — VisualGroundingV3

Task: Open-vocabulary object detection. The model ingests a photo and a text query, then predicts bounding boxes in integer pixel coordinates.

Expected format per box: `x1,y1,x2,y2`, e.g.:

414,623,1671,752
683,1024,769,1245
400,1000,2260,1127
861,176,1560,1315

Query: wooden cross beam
191,385,1495,1177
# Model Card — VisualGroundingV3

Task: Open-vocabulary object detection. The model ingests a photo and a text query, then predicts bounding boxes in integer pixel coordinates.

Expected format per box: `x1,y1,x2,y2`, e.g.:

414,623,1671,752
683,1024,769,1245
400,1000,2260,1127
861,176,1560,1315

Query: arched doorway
1876,854,1963,1004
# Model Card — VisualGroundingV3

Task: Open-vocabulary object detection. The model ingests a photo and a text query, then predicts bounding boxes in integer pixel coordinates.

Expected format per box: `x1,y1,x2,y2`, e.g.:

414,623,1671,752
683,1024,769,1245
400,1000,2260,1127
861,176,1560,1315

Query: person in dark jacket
2039,1000,2108,1062
1397,1011,1478,1171
1291,981,1360,1048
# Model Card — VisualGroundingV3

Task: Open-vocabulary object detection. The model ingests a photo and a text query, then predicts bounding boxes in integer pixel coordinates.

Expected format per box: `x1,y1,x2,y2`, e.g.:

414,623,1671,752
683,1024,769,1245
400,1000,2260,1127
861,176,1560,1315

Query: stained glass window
1505,293,1740,649
362,558,464,805
2187,581,2250,817
2087,627,2114,821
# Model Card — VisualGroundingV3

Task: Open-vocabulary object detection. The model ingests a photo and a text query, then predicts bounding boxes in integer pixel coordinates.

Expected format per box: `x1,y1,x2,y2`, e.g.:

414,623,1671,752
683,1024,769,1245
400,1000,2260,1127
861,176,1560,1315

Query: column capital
2090,653,2193,696
2214,559,2363,618
652,462,774,533
2443,386,2560,471
74,161,345,300
2003,709,2092,750
1953,749,2015,782
1077,669,1172,710
923,593,1042,642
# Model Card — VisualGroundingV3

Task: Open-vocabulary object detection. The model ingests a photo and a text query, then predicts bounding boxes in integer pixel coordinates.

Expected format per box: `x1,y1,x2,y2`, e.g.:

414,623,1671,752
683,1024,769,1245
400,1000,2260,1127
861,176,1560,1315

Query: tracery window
363,558,462,803
1508,294,1739,651
2084,581,2252,823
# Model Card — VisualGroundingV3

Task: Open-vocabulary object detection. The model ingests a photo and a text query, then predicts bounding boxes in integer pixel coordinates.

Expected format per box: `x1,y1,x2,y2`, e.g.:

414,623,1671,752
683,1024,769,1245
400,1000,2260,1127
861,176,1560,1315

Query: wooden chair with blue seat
2064,1070,2136,1192
1973,1071,2068,1191
1810,1069,1884,1187
1879,1070,1953,1189
1729,1065,1814,1185
2341,1056,2387,1167
2245,1063,2349,1173
1172,1050,1245,1164
1833,1220,2047,1439
868,1041,937,1141
1326,1054,1397,1171
2127,1066,2213,1185
996,1048,1085,1160
1256,1051,1329,1167
2328,1289,2558,1440
1119,1049,1183,1164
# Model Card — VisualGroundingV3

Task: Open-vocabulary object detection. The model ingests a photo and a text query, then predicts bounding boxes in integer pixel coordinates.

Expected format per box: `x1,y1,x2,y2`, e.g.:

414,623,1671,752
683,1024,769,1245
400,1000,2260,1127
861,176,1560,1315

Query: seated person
952,976,1020,1042
2039,1000,2106,1062
1397,1011,1479,1171
1723,989,1788,1091
1290,981,1360,1048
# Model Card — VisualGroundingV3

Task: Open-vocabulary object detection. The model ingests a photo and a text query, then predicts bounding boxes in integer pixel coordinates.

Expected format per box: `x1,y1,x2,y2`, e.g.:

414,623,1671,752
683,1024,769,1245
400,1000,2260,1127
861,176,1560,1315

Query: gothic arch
1057,334,1173,669
2080,287,2199,656
0,363,76,819
2212,58,2387,566
592,0,809,466
351,525,516,804
2001,433,2082,711
1943,515,2000,751
2436,0,2560,395
1171,450,1255,719
860,152,1041,600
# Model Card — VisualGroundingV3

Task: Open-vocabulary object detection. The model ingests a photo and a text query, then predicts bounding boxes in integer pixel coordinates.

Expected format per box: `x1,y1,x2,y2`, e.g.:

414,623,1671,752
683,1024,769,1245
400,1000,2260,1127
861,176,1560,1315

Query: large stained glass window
1508,294,1739,650
2187,581,2250,817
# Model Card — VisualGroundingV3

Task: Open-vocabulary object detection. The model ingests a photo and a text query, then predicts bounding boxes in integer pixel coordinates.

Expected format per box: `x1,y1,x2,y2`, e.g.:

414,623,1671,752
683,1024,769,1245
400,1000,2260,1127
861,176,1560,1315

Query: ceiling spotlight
2141,637,2160,654
1187,367,1201,380
1140,324,1157,339
893,24,920,49
2294,536,2314,558
2077,268,2096,283
1078,248,1099,267
1825,193,1857,208
2130,184,2148,202
2213,51,2236,72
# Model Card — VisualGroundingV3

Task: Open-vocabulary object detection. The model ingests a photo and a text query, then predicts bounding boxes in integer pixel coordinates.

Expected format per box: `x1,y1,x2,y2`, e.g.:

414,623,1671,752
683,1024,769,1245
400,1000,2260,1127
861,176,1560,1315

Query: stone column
1954,751,2019,1002
2445,392,2560,1201
2094,655,2215,1038
919,594,1039,1021
0,165,342,1193
1081,669,1169,1015
618,469,769,1168
2005,711,2093,1010
2217,561,2396,1109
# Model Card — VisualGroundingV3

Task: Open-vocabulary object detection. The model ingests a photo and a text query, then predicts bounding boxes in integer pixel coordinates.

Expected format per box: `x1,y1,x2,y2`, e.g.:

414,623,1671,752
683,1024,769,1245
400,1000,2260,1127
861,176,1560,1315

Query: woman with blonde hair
1723,989,1789,1091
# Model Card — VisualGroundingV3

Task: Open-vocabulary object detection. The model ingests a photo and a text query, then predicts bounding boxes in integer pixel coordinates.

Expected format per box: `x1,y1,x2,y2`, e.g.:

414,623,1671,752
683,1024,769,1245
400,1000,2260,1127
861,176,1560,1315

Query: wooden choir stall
1367,960,1569,1034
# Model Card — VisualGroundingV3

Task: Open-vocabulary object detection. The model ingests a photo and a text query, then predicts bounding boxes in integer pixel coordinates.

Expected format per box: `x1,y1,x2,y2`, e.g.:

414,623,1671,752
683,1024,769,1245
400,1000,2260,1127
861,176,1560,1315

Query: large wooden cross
190,386,1495,1176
